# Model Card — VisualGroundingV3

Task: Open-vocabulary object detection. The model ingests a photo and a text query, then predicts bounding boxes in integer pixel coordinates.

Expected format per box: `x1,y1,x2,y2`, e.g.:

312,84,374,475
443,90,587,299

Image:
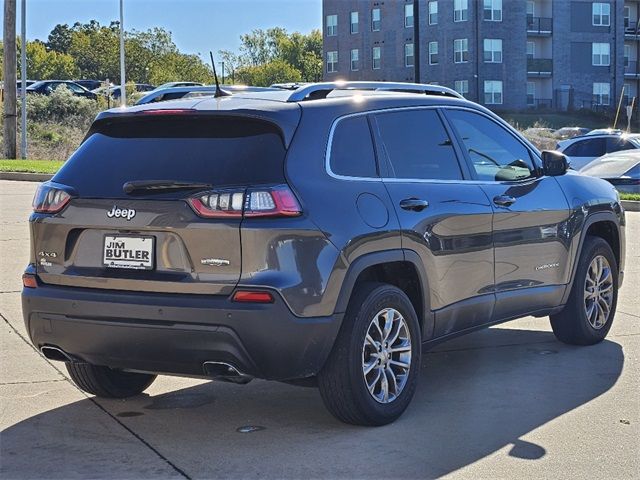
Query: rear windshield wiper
123,180,212,194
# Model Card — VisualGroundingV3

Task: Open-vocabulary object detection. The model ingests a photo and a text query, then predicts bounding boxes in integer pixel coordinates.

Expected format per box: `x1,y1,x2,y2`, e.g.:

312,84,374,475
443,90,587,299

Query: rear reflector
232,290,274,303
22,274,38,289
32,184,71,214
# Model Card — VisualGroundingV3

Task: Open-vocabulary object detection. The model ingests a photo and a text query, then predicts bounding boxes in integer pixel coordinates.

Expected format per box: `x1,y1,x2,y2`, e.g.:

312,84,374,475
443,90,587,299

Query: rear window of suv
53,115,286,198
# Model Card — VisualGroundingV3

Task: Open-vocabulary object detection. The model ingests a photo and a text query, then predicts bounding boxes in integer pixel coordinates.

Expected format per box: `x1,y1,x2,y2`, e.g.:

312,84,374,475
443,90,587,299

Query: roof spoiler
286,81,463,102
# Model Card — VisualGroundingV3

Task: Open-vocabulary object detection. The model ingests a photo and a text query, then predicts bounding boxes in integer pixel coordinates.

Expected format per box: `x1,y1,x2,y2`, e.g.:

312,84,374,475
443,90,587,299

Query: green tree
46,24,74,54
236,59,302,87
17,40,78,80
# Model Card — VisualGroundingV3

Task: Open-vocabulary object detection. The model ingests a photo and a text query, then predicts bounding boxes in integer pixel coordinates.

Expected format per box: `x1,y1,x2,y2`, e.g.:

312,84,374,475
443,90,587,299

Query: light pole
20,0,27,158
119,0,126,107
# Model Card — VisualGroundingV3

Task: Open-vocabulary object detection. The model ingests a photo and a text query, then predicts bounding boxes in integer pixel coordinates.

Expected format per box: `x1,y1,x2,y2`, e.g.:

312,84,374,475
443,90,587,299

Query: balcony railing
527,17,552,34
527,98,553,109
527,58,553,75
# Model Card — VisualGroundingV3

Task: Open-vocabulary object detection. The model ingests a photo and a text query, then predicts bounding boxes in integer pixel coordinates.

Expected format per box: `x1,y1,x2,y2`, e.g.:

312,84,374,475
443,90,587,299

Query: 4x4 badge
107,206,136,220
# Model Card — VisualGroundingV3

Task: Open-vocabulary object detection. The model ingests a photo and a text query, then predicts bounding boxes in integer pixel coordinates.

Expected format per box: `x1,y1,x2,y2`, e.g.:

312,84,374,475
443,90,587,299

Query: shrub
23,87,101,129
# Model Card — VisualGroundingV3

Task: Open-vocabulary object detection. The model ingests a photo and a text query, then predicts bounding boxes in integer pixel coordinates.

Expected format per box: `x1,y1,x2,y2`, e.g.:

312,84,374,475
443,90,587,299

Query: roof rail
286,81,463,102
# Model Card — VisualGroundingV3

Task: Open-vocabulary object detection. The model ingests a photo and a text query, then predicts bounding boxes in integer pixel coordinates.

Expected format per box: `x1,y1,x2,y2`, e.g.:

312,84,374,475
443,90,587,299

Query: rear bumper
22,283,343,381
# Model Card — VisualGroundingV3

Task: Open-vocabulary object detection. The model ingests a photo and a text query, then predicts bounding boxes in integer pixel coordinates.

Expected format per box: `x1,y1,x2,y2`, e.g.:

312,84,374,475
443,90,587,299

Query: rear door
33,114,288,295
443,108,571,320
373,108,495,338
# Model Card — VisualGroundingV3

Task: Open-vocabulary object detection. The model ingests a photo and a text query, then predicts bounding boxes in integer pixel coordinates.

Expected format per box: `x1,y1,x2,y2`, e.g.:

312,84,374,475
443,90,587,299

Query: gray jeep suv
22,82,626,426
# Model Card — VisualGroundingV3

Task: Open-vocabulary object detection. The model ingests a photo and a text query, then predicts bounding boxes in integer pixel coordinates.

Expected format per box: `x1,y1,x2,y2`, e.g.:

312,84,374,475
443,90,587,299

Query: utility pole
20,0,26,158
119,0,126,107
3,0,17,159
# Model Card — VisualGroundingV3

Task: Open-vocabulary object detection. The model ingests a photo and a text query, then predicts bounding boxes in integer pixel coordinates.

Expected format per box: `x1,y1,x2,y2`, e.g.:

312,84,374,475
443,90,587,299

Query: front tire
66,362,156,398
550,236,618,345
318,283,421,426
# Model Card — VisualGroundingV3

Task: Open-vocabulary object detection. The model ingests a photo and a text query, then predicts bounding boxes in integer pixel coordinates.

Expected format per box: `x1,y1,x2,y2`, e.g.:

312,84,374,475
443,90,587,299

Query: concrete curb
0,172,53,182
622,200,640,212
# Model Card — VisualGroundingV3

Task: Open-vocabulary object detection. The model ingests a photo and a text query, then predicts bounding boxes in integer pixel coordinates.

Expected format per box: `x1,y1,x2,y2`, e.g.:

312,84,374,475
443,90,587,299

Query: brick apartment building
322,0,640,114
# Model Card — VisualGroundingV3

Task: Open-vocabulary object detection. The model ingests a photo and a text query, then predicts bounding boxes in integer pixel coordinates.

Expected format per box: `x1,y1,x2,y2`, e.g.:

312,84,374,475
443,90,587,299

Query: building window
351,49,359,71
405,43,415,67
372,46,381,69
372,8,381,31
593,82,610,105
527,82,535,106
454,38,469,63
624,6,631,29
326,51,338,73
592,43,610,66
624,44,630,67
454,80,469,97
592,3,610,27
484,80,503,105
454,0,468,22
405,4,414,28
484,0,502,21
483,39,502,63
350,11,359,34
526,1,534,17
429,41,439,64
527,41,535,59
429,1,438,25
326,15,337,36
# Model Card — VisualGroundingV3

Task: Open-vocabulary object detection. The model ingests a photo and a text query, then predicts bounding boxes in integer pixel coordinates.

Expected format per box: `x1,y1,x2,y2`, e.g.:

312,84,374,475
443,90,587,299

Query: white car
557,133,640,170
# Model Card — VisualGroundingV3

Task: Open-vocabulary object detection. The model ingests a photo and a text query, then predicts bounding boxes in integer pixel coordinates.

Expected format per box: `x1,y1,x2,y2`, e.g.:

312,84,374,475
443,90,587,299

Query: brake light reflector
22,273,38,288
32,184,71,213
232,290,274,303
188,185,301,219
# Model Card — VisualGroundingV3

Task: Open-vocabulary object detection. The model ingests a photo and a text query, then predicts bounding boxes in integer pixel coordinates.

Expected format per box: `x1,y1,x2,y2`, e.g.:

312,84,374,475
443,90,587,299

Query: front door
443,108,571,320
372,108,495,339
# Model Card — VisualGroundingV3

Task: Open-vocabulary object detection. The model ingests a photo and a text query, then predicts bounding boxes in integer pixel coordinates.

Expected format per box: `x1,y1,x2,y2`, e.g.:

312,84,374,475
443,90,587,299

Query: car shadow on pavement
1,327,625,479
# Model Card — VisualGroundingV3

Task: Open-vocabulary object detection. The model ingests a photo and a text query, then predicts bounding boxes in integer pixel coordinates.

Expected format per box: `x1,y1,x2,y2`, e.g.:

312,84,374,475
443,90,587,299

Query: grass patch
0,159,64,174
501,112,612,130
620,193,640,202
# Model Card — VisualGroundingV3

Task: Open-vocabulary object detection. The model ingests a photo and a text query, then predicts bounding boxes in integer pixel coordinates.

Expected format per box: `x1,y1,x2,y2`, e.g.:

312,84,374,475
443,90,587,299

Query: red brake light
22,273,38,288
232,290,274,303
32,184,71,213
188,185,301,219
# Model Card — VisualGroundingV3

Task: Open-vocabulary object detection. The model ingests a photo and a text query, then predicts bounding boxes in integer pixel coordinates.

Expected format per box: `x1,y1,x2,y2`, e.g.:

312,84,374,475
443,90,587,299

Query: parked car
134,85,279,105
557,133,640,170
26,80,97,99
153,81,203,90
580,150,640,194
92,83,156,99
586,128,624,136
554,127,591,139
23,81,625,426
73,79,104,91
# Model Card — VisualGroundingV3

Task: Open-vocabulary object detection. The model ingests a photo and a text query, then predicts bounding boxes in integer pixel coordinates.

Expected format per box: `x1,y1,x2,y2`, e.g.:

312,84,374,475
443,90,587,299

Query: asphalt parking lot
0,179,638,479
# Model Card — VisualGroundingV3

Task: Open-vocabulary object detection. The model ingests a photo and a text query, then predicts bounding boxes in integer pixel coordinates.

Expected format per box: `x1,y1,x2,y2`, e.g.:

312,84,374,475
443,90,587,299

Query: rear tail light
22,273,38,288
32,184,71,213
232,290,274,303
188,185,301,219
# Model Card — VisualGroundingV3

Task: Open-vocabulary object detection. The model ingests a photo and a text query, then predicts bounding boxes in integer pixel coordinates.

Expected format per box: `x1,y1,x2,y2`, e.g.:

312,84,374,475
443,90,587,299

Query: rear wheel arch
334,250,433,340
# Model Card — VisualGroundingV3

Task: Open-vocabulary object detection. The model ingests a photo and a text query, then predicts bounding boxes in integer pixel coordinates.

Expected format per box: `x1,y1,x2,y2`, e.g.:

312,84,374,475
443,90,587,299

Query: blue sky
7,0,322,58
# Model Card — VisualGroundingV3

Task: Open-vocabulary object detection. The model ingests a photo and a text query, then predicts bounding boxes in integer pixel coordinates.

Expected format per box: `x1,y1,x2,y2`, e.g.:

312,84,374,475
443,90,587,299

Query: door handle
493,195,517,207
400,198,429,212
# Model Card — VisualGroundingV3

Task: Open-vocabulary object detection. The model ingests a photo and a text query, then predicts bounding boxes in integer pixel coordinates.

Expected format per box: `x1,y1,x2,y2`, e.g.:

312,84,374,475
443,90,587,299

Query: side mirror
541,150,569,176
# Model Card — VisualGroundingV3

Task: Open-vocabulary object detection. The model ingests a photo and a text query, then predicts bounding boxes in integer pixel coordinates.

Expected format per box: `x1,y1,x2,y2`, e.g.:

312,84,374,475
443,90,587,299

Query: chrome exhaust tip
40,345,75,362
203,361,253,384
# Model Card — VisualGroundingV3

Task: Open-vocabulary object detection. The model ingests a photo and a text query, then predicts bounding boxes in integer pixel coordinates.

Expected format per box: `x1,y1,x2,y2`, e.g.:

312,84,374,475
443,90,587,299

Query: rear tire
550,236,618,345
318,282,421,426
66,362,156,398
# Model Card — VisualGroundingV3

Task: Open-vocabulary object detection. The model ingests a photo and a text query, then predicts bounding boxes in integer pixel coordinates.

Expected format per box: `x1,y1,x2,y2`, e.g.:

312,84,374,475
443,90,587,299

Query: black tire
318,282,421,426
66,362,156,398
550,236,618,345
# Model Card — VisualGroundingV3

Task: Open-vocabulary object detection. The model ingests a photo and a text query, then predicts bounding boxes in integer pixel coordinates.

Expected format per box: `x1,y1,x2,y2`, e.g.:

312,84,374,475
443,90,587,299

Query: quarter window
454,0,468,22
454,38,468,63
484,80,503,104
592,2,611,26
372,8,381,31
446,110,535,182
405,4,414,27
428,1,438,24
483,39,502,63
330,116,377,178
592,43,610,66
484,0,502,21
429,42,439,65
375,109,463,180
326,15,338,36
326,51,338,73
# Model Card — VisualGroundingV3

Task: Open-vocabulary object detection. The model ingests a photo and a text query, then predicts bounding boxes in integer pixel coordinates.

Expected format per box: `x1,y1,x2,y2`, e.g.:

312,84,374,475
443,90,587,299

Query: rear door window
53,116,287,199
329,116,378,177
563,138,606,157
373,109,463,180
